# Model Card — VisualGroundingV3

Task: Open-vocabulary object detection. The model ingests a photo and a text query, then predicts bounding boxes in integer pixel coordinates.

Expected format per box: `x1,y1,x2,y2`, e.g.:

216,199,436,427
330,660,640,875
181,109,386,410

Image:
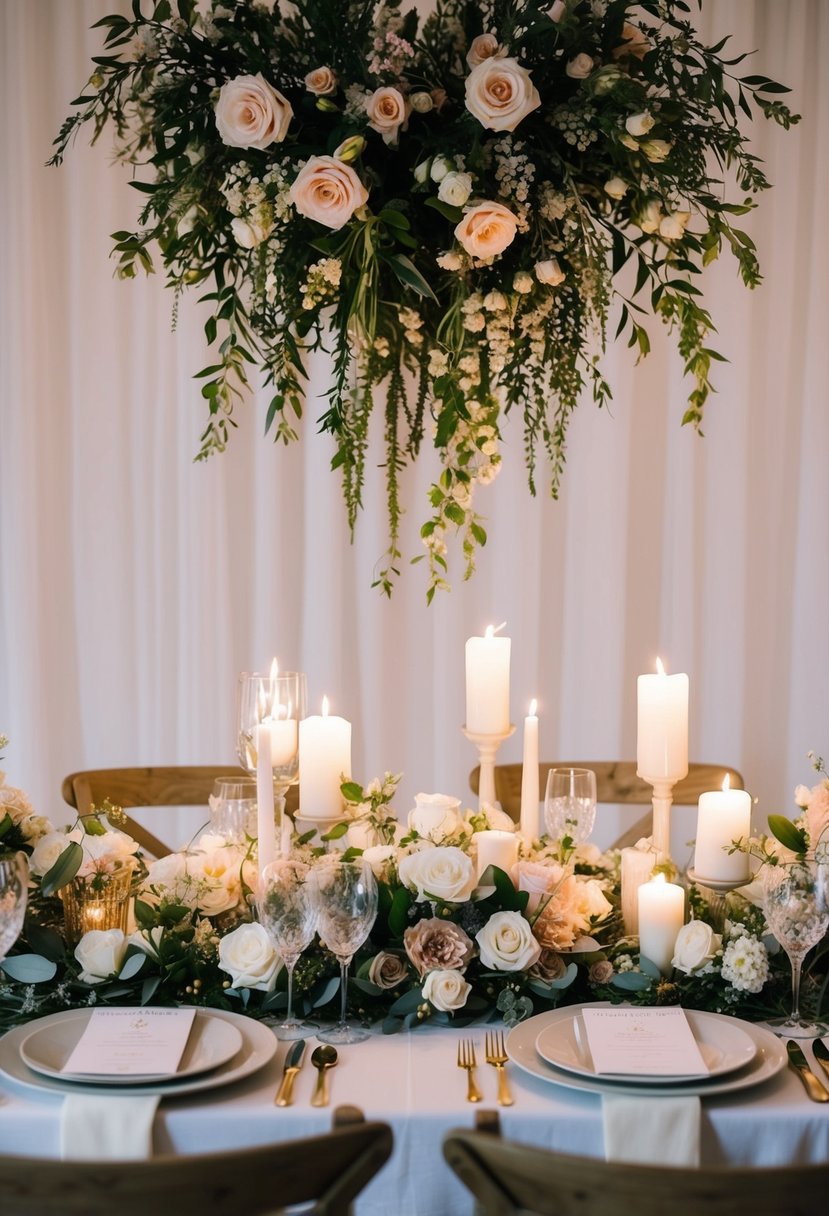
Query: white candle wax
519,700,540,841
620,846,658,935
255,724,276,876
636,661,689,784
638,876,685,975
694,786,751,882
465,627,511,735
262,716,298,768
298,700,352,821
476,829,519,880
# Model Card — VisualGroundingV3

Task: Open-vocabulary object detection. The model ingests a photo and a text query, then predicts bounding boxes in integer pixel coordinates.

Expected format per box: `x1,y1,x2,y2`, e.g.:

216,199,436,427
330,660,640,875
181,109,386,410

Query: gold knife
812,1038,829,1084
786,1040,829,1103
275,1038,306,1107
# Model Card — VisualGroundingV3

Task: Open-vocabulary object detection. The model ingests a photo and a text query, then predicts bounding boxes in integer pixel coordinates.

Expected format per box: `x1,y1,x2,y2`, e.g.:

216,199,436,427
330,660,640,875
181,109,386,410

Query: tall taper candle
255,723,276,875
520,699,540,839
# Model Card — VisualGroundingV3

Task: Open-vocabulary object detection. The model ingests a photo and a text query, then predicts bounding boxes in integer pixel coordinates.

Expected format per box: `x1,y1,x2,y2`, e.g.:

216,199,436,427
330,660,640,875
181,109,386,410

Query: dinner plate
535,1007,756,1083
19,1009,244,1085
506,1005,786,1099
0,1008,276,1099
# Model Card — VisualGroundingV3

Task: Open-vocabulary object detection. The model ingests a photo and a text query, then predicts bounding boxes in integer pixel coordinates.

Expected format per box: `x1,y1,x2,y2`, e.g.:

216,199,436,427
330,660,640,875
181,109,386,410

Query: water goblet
762,855,829,1038
208,777,258,843
544,767,597,846
312,859,378,1045
0,852,29,962
258,858,319,1040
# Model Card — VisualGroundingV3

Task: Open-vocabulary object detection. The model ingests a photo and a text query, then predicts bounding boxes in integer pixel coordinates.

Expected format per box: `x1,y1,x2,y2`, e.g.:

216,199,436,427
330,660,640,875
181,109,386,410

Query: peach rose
565,53,594,80
466,33,505,68
289,156,369,230
304,66,338,96
612,22,651,61
465,57,540,133
214,73,293,150
454,200,518,259
366,86,410,144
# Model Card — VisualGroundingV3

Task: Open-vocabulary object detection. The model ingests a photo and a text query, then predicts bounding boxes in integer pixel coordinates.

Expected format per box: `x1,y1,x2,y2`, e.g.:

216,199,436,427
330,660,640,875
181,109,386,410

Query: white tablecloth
2,1025,828,1215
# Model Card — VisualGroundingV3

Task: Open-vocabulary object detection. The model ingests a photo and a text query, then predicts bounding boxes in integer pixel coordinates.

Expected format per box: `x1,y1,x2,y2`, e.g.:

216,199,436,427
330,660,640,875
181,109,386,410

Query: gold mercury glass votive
61,863,134,944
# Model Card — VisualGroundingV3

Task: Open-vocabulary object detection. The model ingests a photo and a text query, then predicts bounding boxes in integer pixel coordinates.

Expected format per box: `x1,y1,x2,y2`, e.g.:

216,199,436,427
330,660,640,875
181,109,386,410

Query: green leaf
340,781,364,802
638,955,662,980
118,951,147,980
41,841,83,897
23,921,66,963
0,812,12,840
320,821,349,841
423,196,463,223
141,975,162,1005
351,977,385,997
378,208,410,230
385,254,439,303
312,975,341,1008
767,815,808,855
388,886,412,937
133,898,157,928
611,970,652,992
389,986,423,1016
0,953,57,983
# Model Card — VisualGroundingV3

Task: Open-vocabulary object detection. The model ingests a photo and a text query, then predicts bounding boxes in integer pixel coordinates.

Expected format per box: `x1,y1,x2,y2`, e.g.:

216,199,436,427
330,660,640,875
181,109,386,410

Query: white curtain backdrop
1,1,827,847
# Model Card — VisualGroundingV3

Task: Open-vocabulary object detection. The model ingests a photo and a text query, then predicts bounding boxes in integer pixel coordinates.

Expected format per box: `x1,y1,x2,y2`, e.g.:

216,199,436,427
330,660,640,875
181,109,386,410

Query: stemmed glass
258,859,319,1040
312,859,378,1045
762,855,829,1038
208,777,258,843
544,767,598,846
237,669,306,844
0,853,29,963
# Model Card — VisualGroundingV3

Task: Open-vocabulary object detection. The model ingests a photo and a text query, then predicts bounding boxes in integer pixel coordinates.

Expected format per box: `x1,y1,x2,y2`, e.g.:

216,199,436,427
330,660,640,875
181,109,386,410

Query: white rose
75,928,128,985
409,793,464,842
465,57,541,133
218,922,281,990
574,878,613,924
361,844,398,881
438,172,473,208
465,33,505,69
430,155,453,183
422,968,472,1012
187,845,242,915
127,926,165,962
366,86,410,144
626,111,655,137
289,156,369,230
304,66,337,96
142,851,189,903
29,831,71,877
672,920,722,975
231,216,271,249
476,910,541,972
565,53,594,79
637,200,663,234
659,210,691,241
604,176,628,200
535,258,565,286
409,91,434,113
513,270,534,293
398,846,477,903
642,139,673,163
455,201,518,259
414,160,431,184
214,73,293,150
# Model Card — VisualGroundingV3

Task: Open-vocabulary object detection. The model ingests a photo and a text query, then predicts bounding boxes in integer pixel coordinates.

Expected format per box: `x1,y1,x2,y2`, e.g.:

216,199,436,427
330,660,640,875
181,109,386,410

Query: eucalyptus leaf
41,841,83,897
0,953,57,983
611,970,652,992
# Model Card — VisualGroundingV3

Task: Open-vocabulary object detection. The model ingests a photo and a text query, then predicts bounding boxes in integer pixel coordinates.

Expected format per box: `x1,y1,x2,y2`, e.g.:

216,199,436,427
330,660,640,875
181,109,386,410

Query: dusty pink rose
612,22,651,61
403,917,475,977
366,86,410,144
214,73,293,150
529,948,567,983
368,951,409,990
565,53,594,80
466,33,505,68
304,66,338,96
588,959,615,984
465,56,540,132
454,201,517,259
289,156,369,230
806,783,829,849
514,859,566,915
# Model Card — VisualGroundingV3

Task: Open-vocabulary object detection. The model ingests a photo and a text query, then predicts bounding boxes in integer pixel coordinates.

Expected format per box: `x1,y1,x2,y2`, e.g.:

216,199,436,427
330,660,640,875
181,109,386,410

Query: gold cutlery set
457,1033,514,1106
786,1039,829,1103
275,1040,340,1108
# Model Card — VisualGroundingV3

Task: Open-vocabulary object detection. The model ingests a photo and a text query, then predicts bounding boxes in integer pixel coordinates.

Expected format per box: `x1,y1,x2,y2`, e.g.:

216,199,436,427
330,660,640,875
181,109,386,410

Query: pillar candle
476,829,519,880
638,875,685,975
255,724,276,875
465,625,511,734
636,658,689,784
694,780,751,882
519,699,540,840
298,696,352,821
620,846,659,935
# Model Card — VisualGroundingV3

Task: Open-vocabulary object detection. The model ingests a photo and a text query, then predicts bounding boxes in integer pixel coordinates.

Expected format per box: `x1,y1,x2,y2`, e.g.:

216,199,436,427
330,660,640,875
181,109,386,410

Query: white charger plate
535,1007,756,1083
0,1008,276,1099
507,1004,786,1099
19,1009,244,1085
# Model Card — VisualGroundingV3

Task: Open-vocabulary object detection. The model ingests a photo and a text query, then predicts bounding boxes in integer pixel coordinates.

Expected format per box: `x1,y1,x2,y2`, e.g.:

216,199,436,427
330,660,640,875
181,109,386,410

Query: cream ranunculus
465,33,505,69
75,928,128,985
289,156,369,230
476,910,541,972
438,171,473,208
625,111,655,138
565,53,594,79
304,66,338,96
214,73,293,150
671,920,722,975
366,86,410,144
465,57,541,132
397,845,477,903
422,968,472,1012
535,257,565,286
455,201,518,259
218,922,280,991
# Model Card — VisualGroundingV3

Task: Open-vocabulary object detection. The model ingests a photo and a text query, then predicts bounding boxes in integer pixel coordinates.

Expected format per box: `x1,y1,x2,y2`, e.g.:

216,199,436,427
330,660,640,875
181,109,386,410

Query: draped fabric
1,1,827,841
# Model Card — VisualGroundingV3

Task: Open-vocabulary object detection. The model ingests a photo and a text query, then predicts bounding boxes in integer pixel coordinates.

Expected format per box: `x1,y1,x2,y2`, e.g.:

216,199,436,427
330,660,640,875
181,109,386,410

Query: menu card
62,1008,197,1077
581,1007,708,1077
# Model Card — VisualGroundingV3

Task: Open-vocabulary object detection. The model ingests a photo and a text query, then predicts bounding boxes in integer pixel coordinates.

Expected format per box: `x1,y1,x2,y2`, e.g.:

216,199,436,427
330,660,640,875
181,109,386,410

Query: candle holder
61,864,134,945
686,867,749,932
463,725,516,811
642,777,678,860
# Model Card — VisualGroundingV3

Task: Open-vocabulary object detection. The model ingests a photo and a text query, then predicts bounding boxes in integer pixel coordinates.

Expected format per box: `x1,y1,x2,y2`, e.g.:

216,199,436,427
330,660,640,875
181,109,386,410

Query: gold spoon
310,1044,338,1107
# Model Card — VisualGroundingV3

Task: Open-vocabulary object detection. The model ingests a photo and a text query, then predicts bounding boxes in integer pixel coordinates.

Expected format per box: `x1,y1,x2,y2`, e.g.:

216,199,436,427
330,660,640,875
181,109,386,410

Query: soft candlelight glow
656,655,666,676
322,695,329,717
722,774,731,791
694,776,751,884
529,697,537,716
638,872,685,975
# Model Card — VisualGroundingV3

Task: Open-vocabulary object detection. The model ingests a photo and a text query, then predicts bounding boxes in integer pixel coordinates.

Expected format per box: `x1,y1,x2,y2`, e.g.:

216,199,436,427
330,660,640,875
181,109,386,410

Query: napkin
602,1094,701,1166
60,1094,161,1160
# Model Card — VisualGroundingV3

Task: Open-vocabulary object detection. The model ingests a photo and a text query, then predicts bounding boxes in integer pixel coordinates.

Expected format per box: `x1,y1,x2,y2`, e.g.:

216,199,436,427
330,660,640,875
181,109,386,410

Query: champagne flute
0,853,28,962
544,767,597,845
258,859,318,1040
762,856,829,1038
312,859,378,1045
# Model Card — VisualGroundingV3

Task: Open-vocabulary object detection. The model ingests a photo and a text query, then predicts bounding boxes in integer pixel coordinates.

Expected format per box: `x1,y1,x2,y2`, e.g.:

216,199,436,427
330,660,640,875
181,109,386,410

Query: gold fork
485,1030,514,1107
457,1039,483,1103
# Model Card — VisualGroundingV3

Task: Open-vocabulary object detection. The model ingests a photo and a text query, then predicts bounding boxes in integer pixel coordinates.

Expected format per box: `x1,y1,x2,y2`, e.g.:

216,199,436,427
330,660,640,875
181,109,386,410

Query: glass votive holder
61,863,134,944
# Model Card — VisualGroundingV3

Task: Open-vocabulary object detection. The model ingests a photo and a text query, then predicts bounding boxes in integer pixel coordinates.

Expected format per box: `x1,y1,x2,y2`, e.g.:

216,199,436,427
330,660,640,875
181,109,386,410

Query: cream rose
75,928,128,985
535,257,565,286
626,111,655,138
215,73,293,150
604,176,628,200
455,201,517,259
231,215,272,249
672,920,722,975
398,845,477,904
304,66,337,96
477,911,541,972
465,57,541,132
636,200,663,234
218,922,280,991
410,91,434,114
438,171,473,208
659,210,691,241
565,53,594,79
642,139,673,163
404,917,474,976
289,156,369,230
366,86,410,144
422,968,472,1012
409,793,464,842
368,951,410,990
466,33,505,69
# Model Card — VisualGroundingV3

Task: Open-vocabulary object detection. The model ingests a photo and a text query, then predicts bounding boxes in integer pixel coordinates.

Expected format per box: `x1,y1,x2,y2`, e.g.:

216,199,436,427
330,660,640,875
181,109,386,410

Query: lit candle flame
322,695,330,718
484,621,508,639
529,698,538,716
652,872,666,885
655,656,666,676
722,774,731,792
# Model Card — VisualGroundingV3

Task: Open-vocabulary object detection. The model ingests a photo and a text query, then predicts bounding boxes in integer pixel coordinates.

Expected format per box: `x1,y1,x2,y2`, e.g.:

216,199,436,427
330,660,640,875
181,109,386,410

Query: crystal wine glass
208,777,259,843
258,858,319,1040
312,859,378,1045
762,856,829,1038
0,852,29,963
544,767,597,845
237,669,306,845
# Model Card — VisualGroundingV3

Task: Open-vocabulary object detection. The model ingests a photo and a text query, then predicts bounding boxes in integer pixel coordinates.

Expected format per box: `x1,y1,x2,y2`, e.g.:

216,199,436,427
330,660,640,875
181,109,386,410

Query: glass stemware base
272,1016,318,1041
766,1013,828,1040
316,1022,371,1046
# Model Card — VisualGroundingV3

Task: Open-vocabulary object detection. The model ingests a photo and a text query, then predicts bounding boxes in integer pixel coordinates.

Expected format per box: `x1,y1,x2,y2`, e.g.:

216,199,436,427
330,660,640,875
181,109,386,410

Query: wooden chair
0,1105,392,1216
443,1111,829,1216
470,762,744,849
62,766,300,859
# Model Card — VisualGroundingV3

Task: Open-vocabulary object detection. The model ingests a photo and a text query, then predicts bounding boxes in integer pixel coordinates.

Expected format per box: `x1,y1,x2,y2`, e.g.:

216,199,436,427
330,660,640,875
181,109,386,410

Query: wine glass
762,856,829,1038
208,777,258,842
544,767,597,845
0,853,29,962
312,859,378,1045
258,859,319,1040
237,669,306,843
